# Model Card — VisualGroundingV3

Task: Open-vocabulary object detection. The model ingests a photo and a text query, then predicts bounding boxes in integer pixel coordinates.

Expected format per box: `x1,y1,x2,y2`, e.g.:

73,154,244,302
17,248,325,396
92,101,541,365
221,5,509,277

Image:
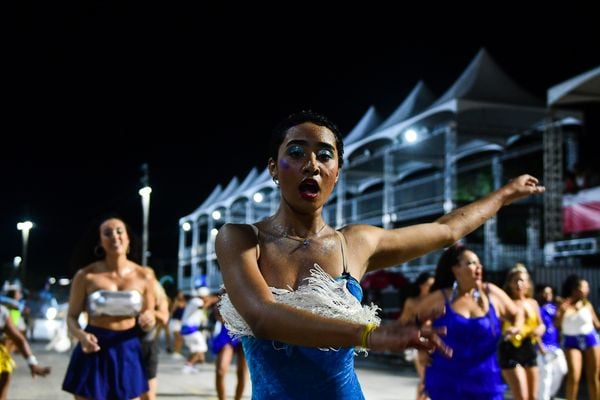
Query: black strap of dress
335,230,350,276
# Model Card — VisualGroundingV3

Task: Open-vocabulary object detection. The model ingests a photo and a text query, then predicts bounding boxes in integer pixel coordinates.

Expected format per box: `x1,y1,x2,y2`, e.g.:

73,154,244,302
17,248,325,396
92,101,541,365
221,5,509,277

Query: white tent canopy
548,65,600,106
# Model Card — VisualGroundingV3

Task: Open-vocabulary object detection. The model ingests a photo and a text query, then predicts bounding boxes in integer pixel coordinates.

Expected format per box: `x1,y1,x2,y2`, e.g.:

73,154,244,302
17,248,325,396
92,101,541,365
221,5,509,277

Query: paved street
10,342,421,399
10,341,577,399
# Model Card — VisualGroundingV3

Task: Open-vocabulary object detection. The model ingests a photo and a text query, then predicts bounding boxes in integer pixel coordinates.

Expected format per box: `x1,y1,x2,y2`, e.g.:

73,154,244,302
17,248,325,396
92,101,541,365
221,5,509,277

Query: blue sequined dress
424,288,505,400
241,273,365,400
218,227,379,400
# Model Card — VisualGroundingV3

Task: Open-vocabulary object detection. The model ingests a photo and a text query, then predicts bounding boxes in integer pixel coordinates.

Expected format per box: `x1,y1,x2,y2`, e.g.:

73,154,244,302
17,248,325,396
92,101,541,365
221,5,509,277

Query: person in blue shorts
555,274,600,400
211,301,247,400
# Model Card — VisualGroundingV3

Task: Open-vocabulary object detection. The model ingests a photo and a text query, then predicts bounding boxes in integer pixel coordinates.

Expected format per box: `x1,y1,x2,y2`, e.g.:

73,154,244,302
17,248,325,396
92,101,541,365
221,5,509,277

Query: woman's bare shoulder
218,223,259,242
76,262,101,277
136,264,155,280
485,282,505,301
527,298,540,307
70,263,101,289
413,290,445,315
403,296,417,308
339,223,374,234
338,223,381,244
219,222,256,234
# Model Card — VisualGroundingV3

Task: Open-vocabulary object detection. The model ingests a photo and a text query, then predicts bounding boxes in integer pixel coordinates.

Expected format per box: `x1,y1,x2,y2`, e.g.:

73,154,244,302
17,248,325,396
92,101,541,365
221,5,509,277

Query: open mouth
299,179,320,200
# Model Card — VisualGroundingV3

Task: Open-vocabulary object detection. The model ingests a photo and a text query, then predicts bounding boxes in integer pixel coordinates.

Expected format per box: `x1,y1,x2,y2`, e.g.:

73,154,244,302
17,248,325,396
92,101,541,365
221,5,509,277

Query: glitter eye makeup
317,148,334,160
286,145,305,158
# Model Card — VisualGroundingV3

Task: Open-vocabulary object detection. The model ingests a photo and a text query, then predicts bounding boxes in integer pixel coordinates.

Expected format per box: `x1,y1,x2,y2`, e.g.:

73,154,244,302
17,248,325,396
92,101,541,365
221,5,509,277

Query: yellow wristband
360,323,377,348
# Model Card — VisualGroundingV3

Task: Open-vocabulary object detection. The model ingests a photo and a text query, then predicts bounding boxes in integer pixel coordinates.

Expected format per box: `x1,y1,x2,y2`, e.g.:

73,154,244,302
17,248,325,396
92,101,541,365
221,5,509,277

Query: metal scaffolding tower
543,116,563,243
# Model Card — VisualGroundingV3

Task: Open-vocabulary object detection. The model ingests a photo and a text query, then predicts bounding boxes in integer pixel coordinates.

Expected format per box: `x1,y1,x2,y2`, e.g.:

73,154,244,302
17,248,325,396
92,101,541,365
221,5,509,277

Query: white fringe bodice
218,264,380,350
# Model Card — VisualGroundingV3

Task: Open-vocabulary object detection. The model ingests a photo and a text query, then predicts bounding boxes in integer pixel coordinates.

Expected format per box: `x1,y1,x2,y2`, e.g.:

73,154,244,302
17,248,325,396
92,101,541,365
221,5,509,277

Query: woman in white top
555,274,600,400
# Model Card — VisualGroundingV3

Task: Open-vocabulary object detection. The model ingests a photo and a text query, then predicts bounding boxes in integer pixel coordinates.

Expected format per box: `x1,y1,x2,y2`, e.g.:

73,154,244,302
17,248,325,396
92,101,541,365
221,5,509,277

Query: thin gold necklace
281,223,328,247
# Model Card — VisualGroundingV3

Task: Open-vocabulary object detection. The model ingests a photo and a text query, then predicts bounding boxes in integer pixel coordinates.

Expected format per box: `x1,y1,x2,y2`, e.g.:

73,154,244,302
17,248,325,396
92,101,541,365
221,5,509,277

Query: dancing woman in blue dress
216,111,544,399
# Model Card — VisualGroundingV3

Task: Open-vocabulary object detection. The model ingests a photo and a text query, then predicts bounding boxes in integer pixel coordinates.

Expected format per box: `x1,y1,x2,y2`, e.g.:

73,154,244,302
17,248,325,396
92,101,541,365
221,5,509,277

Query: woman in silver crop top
62,214,157,400
215,110,546,399
555,274,600,400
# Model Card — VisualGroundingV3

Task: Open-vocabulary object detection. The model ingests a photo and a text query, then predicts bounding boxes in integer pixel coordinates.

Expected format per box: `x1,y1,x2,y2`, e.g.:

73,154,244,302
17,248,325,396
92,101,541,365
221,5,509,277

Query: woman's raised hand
502,174,545,206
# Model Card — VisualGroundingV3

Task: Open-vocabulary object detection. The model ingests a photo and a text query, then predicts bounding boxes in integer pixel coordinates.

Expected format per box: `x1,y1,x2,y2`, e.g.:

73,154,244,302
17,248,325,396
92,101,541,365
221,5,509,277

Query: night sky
3,4,599,287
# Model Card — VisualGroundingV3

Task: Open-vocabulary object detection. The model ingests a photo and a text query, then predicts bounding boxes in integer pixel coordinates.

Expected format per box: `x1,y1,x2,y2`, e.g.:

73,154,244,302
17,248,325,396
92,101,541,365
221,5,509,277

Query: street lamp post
16,220,33,285
139,163,152,266
139,186,152,266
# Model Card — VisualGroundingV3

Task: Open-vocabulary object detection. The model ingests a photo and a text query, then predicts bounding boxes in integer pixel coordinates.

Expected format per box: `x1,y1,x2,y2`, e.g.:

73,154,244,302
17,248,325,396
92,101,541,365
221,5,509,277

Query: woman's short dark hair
269,110,344,169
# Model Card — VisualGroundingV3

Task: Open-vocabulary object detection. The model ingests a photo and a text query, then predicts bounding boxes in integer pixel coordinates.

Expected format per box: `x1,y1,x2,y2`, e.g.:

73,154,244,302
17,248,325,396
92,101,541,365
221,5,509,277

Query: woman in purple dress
417,244,524,400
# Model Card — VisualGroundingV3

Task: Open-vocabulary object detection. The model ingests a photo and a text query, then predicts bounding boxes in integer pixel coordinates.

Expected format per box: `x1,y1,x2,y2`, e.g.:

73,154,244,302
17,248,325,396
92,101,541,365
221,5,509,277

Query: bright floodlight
182,222,192,232
59,278,71,286
17,221,33,231
404,129,418,143
253,192,264,203
139,186,152,266
138,186,152,197
212,210,221,220
382,213,391,225
17,220,34,283
210,228,219,237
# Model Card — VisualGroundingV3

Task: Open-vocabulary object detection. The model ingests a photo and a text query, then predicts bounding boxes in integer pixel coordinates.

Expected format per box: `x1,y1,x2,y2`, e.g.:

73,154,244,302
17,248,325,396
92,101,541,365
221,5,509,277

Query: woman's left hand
138,310,156,331
29,364,51,378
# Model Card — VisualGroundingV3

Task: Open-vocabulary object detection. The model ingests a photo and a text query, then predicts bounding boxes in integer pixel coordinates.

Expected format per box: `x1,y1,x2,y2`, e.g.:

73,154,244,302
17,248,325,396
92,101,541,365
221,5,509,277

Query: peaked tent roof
432,48,542,107
238,167,276,199
347,48,547,154
212,176,240,205
234,168,259,194
375,81,436,132
254,167,272,186
222,168,260,207
184,184,223,221
548,65,600,106
198,185,223,210
344,106,381,144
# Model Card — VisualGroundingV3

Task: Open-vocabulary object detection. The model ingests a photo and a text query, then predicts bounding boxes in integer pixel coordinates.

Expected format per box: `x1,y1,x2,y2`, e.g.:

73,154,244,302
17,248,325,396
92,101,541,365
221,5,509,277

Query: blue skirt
211,323,240,355
62,325,148,399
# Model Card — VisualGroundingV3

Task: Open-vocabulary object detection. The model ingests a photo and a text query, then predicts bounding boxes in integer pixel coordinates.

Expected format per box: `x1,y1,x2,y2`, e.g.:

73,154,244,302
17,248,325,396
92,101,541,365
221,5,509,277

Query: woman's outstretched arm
216,223,449,356
346,174,545,273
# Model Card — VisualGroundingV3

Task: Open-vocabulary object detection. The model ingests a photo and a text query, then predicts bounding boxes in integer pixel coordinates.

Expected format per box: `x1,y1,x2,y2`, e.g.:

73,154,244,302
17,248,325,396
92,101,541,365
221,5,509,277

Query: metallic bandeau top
87,290,143,317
